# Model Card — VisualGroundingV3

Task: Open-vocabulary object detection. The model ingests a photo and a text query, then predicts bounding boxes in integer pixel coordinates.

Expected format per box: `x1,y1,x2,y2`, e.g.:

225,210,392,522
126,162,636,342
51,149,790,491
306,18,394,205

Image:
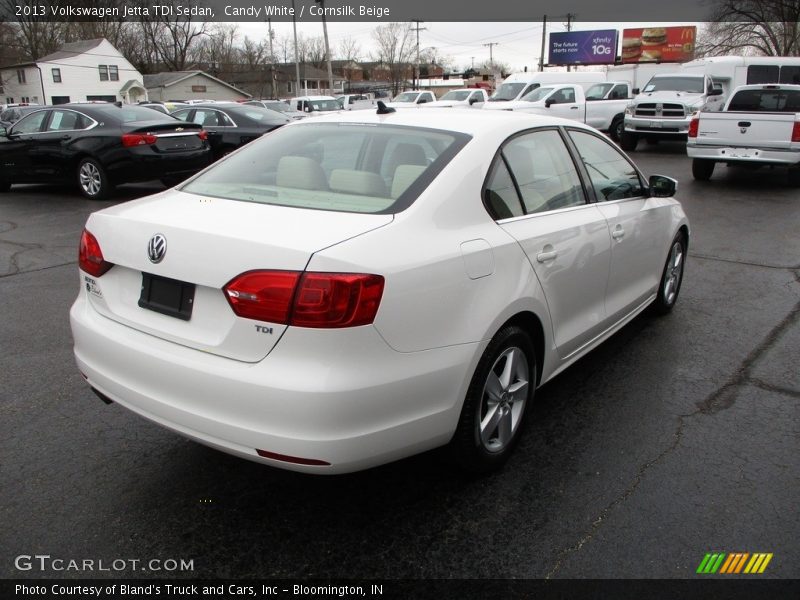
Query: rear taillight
224,270,384,328
198,130,208,141
792,121,800,143
688,116,700,138
121,133,157,147
79,229,113,277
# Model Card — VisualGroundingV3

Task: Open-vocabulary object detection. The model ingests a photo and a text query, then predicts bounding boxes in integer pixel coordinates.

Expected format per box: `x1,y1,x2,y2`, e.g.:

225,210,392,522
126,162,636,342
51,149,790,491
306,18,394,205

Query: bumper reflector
255,449,330,466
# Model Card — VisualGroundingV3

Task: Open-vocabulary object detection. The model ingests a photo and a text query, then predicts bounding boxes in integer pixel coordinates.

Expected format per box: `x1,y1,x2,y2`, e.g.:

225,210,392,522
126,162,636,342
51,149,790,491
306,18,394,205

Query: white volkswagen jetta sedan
71,107,688,474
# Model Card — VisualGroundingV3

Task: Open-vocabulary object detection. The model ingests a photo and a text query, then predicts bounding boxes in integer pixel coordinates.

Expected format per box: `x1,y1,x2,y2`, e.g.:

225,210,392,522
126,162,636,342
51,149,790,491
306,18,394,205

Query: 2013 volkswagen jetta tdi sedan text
70,108,688,474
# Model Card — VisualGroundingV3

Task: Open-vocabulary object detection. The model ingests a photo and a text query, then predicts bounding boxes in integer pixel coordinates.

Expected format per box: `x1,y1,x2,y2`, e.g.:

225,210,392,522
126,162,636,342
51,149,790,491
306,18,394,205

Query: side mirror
469,97,478,105
418,97,428,104
544,98,554,108
632,88,640,95
649,174,677,198
708,88,723,96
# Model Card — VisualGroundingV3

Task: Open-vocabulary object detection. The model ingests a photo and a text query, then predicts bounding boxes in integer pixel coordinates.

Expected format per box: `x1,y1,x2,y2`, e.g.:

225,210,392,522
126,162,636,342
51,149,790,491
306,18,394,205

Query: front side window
52,68,61,83
586,83,613,100
568,129,644,201
181,123,470,214
11,110,48,134
610,84,629,99
549,87,576,104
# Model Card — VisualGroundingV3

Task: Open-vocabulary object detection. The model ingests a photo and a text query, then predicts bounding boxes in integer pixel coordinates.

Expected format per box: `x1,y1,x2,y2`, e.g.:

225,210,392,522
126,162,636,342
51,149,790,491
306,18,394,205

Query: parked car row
0,101,291,199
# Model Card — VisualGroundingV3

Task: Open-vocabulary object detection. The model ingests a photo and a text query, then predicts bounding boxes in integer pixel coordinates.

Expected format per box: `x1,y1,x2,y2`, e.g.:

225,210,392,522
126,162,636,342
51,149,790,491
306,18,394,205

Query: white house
0,38,147,106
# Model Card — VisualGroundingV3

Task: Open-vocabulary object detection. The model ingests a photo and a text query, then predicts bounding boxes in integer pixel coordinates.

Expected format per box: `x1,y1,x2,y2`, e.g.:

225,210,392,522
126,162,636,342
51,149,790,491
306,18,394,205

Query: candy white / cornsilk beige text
225,4,391,18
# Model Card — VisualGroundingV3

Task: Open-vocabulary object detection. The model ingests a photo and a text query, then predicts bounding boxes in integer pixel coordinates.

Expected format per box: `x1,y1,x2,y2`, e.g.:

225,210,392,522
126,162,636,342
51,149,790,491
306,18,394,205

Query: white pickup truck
687,84,800,185
482,81,632,141
385,90,436,108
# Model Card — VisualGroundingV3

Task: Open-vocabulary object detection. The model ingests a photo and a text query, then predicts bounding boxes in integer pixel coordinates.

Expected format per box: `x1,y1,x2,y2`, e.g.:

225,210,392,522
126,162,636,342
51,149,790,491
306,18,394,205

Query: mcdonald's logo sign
696,552,773,574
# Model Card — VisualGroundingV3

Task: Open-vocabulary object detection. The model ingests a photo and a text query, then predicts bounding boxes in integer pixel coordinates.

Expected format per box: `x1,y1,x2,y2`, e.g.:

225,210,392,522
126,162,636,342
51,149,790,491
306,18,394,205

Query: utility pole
566,13,574,72
267,18,275,98
315,0,335,95
539,15,547,72
411,19,425,91
484,42,498,71
291,0,301,96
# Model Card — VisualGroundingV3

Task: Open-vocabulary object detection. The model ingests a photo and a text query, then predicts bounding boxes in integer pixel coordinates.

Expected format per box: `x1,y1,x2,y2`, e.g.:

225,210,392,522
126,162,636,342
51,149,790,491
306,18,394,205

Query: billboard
621,26,697,63
549,30,618,65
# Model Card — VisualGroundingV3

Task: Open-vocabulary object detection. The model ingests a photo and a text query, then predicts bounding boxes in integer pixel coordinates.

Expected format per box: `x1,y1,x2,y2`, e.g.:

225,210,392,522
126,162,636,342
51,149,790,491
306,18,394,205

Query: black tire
651,231,686,315
609,116,624,143
77,157,113,200
620,132,638,152
450,325,536,474
692,158,715,181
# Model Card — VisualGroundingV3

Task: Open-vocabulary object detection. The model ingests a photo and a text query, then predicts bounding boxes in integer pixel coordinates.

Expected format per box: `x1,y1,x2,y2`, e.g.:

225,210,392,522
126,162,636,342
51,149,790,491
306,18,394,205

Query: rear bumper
106,148,212,185
687,143,800,166
70,293,480,474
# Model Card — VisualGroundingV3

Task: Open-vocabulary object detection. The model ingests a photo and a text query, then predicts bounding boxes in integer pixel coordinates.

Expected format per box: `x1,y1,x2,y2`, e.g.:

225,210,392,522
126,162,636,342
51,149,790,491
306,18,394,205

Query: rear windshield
225,105,288,123
727,89,800,112
181,123,470,214
89,105,177,123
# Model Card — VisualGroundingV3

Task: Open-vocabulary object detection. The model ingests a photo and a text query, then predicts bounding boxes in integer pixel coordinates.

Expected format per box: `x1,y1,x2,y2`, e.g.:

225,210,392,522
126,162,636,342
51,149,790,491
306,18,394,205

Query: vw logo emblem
147,234,167,264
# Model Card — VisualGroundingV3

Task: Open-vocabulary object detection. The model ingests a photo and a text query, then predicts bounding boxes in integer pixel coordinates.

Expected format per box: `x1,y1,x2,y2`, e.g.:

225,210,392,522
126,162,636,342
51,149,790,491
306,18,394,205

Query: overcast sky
232,21,703,71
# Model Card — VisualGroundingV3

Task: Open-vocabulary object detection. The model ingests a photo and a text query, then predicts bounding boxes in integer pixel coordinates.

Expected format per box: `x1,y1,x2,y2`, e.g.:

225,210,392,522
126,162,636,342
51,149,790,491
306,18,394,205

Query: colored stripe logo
697,553,773,574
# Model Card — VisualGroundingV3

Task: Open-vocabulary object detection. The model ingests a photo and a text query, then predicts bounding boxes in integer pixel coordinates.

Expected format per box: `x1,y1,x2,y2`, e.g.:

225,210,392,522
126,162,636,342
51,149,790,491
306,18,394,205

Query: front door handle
570,106,579,110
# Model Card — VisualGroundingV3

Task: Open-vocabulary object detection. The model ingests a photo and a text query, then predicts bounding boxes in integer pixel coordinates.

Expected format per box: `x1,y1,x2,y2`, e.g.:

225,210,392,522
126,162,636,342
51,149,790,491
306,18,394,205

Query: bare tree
337,36,361,62
0,0,66,61
139,0,209,72
196,24,240,75
372,22,414,94
697,0,800,57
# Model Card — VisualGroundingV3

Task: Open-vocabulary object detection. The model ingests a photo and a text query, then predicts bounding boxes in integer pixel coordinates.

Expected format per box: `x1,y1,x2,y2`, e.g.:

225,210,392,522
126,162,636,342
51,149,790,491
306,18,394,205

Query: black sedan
0,104,211,200
171,103,289,159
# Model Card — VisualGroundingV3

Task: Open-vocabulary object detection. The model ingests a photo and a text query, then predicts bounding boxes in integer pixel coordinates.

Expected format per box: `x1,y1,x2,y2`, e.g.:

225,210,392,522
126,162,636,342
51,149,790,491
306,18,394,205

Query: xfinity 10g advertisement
548,30,618,65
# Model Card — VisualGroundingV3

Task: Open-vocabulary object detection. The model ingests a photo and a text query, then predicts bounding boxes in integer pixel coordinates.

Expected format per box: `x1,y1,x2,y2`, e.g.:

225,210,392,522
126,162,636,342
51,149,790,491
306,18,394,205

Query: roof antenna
376,100,395,114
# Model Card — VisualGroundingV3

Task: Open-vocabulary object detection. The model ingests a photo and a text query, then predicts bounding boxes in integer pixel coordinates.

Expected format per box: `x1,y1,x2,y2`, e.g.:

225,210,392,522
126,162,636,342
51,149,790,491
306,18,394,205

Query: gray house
144,71,251,102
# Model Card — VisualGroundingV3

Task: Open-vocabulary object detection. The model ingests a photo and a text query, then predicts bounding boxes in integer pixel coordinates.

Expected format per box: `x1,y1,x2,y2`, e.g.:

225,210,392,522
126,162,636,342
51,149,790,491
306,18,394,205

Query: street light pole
291,0,301,96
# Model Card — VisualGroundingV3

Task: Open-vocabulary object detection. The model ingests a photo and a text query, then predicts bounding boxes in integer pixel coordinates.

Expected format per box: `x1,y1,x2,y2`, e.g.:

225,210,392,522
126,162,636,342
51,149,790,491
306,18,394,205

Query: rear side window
747,65,780,85
568,130,644,201
780,66,800,85
728,89,800,112
181,123,470,214
484,129,586,219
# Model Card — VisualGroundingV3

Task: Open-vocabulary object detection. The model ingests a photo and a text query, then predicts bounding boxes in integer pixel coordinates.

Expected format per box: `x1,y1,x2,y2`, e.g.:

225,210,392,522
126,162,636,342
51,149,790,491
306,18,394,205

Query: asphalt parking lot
1,144,798,582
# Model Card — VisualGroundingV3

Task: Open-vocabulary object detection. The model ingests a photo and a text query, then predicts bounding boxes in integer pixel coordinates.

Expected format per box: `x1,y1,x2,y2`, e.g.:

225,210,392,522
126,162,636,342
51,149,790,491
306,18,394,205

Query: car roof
288,107,597,138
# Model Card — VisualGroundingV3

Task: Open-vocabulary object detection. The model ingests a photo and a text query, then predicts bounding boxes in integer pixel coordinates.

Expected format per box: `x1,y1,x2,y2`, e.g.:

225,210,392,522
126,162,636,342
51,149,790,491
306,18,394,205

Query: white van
488,71,606,103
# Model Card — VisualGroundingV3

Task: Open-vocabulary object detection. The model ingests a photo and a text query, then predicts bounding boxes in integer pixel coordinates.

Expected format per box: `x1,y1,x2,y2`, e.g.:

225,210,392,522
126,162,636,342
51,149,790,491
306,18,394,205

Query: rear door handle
536,250,558,262
60,135,71,141
611,227,625,240
570,106,579,110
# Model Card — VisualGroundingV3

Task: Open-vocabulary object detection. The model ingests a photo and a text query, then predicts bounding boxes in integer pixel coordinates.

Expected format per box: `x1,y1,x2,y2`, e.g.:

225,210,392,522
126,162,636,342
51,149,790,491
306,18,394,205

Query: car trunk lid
83,190,392,362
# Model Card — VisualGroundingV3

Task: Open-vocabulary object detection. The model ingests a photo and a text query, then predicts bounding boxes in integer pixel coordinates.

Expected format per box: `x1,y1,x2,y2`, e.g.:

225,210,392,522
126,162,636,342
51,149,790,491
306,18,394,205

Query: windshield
309,99,340,111
727,89,800,112
181,123,471,214
643,76,705,93
490,82,528,101
521,87,555,102
392,92,418,103
585,83,614,100
440,90,472,101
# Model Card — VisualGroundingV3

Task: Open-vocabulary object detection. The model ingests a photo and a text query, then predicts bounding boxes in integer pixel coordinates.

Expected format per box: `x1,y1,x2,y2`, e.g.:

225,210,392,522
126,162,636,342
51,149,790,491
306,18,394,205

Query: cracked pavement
1,152,798,580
